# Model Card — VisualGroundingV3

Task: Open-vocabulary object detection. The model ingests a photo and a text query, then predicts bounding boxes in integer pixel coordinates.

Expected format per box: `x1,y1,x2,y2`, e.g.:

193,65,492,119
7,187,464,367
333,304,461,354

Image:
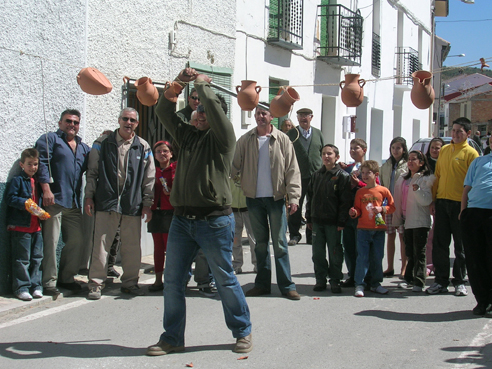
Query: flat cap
296,108,313,115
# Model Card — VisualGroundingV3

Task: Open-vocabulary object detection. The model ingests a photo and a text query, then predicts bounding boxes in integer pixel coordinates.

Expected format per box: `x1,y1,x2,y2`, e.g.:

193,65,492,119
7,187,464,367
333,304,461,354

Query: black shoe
245,286,271,296
473,303,488,316
313,283,327,291
44,286,60,296
107,267,121,278
341,278,355,287
148,283,164,292
306,237,312,245
383,270,395,277
57,282,82,291
330,283,342,294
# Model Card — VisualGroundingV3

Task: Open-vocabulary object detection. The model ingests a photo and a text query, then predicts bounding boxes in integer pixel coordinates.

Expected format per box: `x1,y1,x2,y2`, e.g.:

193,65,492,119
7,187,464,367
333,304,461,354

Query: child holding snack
6,148,49,301
349,160,395,297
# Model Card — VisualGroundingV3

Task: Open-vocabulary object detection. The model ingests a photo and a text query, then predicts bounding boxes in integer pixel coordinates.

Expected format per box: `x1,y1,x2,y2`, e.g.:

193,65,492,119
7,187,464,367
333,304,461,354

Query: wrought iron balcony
372,32,381,77
316,4,363,66
395,47,421,85
268,0,303,50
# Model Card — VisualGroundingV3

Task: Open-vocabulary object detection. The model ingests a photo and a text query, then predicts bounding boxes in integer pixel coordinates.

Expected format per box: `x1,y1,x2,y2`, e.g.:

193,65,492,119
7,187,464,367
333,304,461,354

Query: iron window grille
395,47,421,85
316,4,363,66
372,32,381,78
268,0,303,50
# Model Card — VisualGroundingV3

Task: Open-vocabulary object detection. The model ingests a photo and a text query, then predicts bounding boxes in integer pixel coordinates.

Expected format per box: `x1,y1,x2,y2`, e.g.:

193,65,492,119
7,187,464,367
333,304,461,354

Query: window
268,0,303,50
317,4,363,66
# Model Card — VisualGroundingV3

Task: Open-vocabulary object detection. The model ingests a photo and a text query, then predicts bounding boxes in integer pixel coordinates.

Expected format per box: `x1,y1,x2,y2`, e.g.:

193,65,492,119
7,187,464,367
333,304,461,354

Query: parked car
410,137,483,156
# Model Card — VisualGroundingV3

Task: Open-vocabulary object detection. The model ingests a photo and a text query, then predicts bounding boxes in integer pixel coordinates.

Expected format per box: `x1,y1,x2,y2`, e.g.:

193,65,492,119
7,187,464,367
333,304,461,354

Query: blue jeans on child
354,230,385,288
160,214,251,347
11,230,43,295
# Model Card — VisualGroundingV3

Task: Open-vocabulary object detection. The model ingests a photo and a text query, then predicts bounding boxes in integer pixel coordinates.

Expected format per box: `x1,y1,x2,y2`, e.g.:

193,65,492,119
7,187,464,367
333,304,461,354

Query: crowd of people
5,67,492,357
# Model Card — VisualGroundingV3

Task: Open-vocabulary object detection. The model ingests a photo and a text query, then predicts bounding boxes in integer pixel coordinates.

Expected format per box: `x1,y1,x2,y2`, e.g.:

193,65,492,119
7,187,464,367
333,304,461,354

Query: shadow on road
0,340,143,359
354,309,479,322
443,342,492,368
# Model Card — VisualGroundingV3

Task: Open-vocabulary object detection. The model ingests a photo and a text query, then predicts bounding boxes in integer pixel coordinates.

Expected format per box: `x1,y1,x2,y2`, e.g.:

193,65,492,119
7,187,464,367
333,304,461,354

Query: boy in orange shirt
349,160,395,297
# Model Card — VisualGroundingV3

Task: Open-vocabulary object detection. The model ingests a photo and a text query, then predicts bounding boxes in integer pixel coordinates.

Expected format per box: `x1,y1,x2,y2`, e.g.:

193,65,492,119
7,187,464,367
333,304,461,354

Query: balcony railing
372,32,381,77
268,0,303,50
395,47,421,85
316,4,363,66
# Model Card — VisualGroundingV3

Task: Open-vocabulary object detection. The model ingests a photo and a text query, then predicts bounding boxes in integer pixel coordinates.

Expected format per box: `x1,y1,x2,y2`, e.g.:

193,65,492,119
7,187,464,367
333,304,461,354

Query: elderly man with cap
286,108,324,246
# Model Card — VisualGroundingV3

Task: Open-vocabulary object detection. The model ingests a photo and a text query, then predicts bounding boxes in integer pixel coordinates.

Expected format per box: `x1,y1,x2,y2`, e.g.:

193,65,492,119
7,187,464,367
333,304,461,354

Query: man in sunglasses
84,108,155,300
35,109,91,295
147,68,252,356
177,88,200,123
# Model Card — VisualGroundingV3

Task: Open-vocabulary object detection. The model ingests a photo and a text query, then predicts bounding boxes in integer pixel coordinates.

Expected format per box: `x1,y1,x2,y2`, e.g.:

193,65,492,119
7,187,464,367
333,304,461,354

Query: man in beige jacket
232,104,301,300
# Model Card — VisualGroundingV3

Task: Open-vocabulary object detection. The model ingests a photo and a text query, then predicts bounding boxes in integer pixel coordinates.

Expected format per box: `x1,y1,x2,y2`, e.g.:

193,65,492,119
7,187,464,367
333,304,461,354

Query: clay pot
270,86,300,118
163,81,184,103
339,74,365,107
236,80,262,111
411,71,435,110
77,67,112,95
133,77,159,106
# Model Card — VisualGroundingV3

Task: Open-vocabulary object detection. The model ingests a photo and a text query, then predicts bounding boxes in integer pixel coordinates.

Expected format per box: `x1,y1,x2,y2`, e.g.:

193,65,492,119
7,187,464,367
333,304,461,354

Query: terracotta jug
134,77,159,106
164,81,184,103
77,67,112,95
339,74,365,107
236,80,262,111
270,86,300,118
411,71,435,110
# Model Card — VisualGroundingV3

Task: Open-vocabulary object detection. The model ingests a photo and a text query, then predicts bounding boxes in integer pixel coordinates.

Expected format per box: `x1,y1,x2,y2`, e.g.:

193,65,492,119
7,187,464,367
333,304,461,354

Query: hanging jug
164,81,184,103
134,77,159,106
270,86,300,118
339,74,365,108
236,80,262,111
410,71,435,110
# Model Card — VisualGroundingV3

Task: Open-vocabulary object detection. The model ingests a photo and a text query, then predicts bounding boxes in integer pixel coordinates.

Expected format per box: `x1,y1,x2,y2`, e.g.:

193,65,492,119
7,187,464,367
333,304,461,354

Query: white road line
0,297,107,330
454,320,492,368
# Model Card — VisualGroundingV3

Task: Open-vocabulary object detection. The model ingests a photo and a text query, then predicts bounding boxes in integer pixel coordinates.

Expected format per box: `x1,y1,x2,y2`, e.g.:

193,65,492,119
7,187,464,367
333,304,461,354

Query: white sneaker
16,291,33,301
88,286,102,300
371,285,389,294
32,290,43,298
354,285,364,297
455,284,468,296
398,282,412,289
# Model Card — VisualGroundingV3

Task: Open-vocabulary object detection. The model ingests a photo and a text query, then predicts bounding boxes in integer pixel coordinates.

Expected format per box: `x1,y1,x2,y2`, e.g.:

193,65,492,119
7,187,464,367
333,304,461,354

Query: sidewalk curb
0,256,155,319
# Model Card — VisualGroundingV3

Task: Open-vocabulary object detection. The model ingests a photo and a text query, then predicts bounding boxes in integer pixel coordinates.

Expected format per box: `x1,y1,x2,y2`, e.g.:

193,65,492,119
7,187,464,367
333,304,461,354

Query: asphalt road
0,240,490,369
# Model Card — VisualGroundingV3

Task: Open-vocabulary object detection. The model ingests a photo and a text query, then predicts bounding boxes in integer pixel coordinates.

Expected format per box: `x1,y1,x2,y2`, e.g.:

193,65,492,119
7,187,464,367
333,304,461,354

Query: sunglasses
121,117,138,123
65,119,80,125
190,96,200,101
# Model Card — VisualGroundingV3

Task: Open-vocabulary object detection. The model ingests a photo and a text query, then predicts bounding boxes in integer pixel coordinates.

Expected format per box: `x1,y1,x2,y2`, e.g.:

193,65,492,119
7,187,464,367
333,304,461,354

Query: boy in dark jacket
6,148,47,301
306,144,352,293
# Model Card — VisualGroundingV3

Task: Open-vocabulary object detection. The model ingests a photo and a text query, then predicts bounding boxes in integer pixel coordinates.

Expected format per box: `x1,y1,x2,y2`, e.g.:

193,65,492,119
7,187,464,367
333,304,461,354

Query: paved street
0,238,491,369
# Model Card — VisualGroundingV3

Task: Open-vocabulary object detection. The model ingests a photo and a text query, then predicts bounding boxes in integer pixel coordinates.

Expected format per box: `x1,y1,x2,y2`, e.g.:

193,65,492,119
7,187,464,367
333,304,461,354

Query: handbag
147,209,174,233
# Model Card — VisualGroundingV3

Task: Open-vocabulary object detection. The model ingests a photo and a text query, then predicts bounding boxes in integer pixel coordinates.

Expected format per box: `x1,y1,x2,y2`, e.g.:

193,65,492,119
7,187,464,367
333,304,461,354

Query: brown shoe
245,286,270,297
233,334,253,353
146,341,185,356
283,290,301,300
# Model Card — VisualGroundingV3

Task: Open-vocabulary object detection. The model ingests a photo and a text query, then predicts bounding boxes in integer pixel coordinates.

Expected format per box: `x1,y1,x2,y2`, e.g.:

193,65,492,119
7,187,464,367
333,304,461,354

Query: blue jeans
354,230,385,288
246,197,296,293
11,230,43,295
160,214,251,347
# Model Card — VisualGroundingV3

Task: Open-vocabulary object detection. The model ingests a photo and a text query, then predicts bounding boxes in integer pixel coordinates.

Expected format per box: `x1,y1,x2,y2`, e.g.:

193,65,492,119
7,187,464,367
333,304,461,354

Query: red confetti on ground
313,297,320,300
237,356,248,360
185,363,194,367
